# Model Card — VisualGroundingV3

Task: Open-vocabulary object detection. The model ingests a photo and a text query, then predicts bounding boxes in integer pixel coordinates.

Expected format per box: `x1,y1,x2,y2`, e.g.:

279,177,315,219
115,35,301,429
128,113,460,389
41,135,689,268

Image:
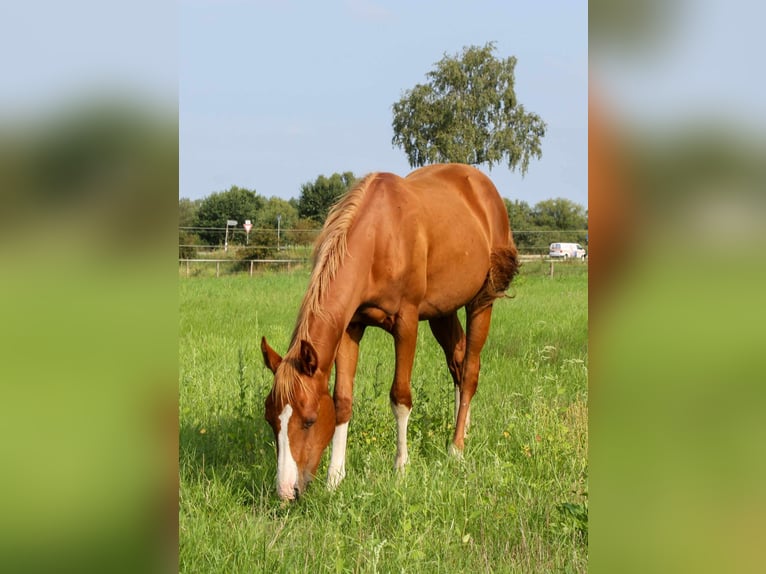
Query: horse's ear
261,337,282,374
299,340,319,377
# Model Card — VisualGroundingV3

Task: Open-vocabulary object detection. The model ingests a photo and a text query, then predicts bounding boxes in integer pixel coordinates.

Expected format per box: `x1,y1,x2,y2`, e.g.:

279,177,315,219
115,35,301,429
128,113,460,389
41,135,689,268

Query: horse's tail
488,242,520,296
473,241,520,310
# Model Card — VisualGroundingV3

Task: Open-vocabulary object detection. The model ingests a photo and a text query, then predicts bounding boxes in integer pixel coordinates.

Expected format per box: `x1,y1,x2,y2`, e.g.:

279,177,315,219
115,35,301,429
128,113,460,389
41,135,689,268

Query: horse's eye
303,418,316,430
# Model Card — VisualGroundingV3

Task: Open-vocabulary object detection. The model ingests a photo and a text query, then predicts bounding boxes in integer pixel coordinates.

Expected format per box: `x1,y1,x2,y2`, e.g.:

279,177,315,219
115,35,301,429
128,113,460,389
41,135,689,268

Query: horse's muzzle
277,473,313,501
277,482,299,501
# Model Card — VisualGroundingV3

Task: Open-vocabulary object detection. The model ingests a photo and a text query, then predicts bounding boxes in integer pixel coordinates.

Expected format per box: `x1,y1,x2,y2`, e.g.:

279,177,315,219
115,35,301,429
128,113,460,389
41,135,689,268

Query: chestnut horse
261,163,519,500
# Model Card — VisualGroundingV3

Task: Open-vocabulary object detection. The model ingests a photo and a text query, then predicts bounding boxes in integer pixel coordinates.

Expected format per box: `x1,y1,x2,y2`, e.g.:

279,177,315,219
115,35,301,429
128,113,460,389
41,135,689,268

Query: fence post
250,260,254,277
186,260,189,278
216,261,220,277
549,260,554,278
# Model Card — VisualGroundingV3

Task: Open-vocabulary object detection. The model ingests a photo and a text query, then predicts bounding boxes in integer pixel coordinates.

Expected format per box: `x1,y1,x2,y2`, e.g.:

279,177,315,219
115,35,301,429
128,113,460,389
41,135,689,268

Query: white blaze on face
276,404,299,499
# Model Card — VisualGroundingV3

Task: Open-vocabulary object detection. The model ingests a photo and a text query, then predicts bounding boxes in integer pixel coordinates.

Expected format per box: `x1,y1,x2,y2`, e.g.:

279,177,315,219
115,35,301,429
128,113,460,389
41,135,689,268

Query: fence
179,226,587,278
179,253,587,279
517,254,588,278
179,226,587,258
179,258,307,278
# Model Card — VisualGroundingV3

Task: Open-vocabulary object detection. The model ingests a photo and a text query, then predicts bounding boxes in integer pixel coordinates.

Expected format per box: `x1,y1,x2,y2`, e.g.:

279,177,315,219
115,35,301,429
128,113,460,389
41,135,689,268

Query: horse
261,163,519,500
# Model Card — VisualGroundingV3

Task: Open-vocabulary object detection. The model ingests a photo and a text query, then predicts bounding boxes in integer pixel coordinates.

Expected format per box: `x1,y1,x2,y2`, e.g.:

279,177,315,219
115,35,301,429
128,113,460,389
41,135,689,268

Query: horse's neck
296,260,367,374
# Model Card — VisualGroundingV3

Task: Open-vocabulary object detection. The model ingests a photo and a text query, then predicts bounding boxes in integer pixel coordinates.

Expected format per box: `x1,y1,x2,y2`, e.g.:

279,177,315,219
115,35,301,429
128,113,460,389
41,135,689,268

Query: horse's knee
334,396,353,424
448,357,463,384
389,388,412,410
449,339,466,377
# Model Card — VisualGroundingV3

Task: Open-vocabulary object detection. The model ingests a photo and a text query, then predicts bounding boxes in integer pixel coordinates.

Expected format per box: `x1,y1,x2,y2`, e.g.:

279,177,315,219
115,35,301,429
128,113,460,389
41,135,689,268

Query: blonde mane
274,173,379,403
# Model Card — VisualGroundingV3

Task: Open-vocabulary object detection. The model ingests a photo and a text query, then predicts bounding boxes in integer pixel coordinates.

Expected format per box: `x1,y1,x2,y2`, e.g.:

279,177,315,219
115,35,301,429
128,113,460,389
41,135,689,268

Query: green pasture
179,261,588,573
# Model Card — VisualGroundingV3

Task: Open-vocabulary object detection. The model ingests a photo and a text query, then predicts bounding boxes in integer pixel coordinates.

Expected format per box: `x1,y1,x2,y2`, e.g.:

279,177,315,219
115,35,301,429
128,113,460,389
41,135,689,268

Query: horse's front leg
327,323,365,490
390,308,419,471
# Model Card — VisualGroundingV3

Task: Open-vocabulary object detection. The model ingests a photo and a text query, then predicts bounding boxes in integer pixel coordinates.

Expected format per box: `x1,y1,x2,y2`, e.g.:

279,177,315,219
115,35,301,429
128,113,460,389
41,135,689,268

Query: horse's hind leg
327,322,365,489
450,303,495,455
428,313,469,433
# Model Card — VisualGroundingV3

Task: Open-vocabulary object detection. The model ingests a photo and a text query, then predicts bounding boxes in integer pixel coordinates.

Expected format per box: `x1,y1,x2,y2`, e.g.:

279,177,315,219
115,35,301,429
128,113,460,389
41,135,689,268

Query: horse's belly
353,305,396,331
418,269,487,319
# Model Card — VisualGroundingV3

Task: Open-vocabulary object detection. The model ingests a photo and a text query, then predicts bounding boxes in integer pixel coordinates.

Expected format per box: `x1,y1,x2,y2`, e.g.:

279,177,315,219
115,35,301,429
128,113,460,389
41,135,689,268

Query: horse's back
404,164,510,248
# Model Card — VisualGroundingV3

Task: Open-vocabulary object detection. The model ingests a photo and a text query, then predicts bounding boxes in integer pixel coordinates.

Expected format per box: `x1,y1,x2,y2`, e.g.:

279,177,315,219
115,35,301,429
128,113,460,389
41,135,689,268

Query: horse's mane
274,173,379,403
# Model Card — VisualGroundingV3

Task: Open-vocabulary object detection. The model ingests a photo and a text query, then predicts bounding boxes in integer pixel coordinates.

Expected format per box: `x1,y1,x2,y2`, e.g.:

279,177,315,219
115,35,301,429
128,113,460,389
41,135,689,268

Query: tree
249,197,299,251
179,197,201,228
503,197,588,254
504,199,536,231
179,197,203,257
504,198,539,252
297,172,356,223
284,217,321,248
532,198,588,249
391,43,546,174
194,186,264,245
532,198,587,231
255,197,297,230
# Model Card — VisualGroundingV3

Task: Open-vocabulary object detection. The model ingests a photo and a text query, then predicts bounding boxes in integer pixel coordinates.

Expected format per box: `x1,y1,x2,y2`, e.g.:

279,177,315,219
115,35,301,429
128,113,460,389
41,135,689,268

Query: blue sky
180,0,588,207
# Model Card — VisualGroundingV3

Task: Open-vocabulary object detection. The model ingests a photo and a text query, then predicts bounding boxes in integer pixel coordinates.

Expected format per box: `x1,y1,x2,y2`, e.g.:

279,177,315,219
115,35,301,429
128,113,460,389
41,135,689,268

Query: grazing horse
261,163,519,500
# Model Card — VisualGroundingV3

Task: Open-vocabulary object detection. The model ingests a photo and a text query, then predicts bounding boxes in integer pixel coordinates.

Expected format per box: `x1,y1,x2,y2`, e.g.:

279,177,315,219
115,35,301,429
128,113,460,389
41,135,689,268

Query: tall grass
179,263,587,572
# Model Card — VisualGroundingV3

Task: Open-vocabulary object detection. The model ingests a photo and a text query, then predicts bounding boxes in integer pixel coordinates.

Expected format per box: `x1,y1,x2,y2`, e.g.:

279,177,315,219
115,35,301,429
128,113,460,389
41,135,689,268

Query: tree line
179,174,587,257
179,172,356,258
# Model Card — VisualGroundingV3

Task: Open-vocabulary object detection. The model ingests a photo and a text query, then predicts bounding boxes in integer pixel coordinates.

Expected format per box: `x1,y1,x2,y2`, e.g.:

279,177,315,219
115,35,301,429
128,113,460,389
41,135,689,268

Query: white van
549,242,587,259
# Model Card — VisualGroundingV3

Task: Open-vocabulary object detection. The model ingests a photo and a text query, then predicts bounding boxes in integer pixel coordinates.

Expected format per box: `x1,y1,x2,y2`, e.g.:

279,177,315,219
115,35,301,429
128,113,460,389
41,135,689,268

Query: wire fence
178,226,588,279
178,255,587,279
179,226,588,258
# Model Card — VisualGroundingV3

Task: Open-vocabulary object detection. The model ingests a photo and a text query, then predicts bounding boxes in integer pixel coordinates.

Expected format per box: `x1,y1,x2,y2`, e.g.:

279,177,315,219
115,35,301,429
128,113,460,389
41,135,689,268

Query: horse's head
261,336,335,500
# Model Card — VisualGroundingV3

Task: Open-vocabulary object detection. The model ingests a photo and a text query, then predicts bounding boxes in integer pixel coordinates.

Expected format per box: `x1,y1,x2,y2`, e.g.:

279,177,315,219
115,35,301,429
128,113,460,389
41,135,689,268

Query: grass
179,261,588,573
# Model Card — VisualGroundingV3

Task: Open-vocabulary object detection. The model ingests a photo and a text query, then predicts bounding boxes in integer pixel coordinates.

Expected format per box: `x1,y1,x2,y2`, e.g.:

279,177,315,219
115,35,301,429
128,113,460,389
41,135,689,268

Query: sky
180,0,588,207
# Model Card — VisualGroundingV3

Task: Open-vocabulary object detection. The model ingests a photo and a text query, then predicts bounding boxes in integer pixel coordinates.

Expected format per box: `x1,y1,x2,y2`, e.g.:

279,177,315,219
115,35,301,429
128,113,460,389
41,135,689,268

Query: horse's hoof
393,455,409,472
447,443,464,459
326,467,345,490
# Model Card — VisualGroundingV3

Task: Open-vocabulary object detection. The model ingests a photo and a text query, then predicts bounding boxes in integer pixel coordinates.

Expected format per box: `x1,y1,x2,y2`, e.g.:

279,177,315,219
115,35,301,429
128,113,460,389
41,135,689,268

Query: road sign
227,220,238,226
243,220,252,233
